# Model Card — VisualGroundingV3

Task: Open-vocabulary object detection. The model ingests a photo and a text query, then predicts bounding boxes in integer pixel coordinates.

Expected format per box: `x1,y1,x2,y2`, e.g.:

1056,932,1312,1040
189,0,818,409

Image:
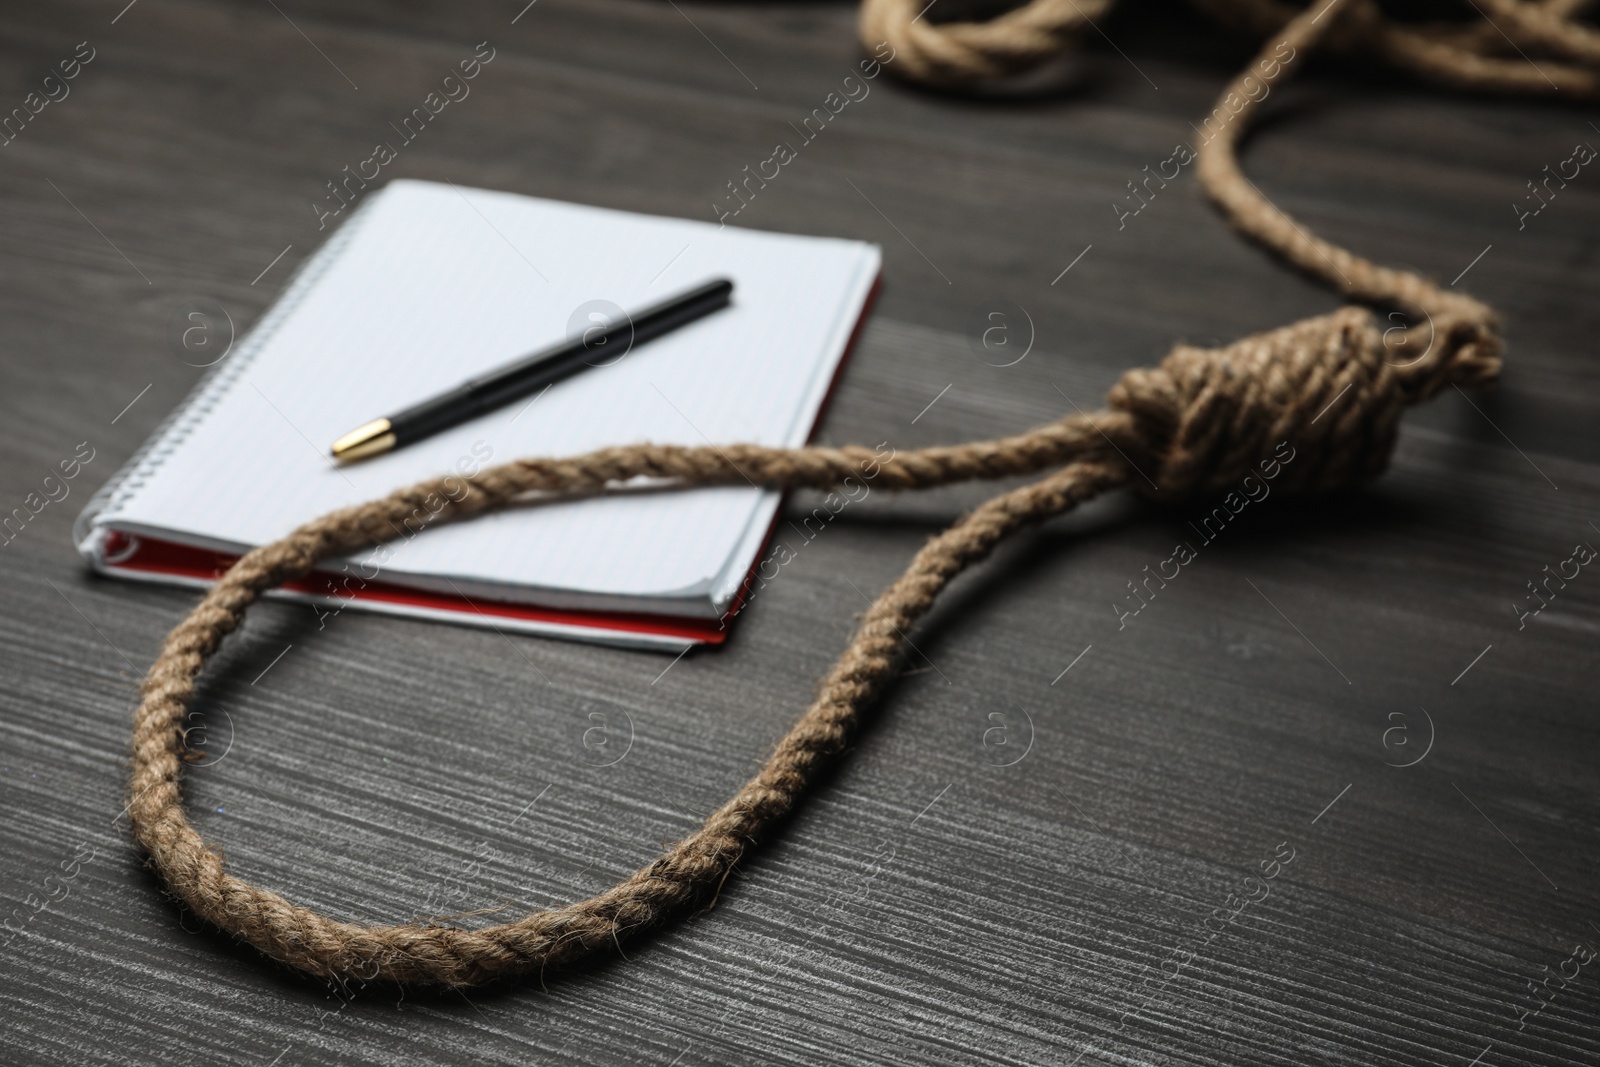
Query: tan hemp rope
127,0,1584,986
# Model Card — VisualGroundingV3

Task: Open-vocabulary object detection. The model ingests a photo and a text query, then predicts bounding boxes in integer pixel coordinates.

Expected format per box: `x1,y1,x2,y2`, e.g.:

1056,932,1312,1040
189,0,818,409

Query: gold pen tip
330,418,396,462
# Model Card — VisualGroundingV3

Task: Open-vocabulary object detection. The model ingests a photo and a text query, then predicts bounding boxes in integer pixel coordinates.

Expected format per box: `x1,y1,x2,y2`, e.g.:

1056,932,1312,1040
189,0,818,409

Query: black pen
330,277,734,462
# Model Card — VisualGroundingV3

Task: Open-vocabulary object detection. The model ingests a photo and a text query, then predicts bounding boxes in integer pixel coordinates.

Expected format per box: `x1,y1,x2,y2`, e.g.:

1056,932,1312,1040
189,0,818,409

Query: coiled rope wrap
129,0,1575,986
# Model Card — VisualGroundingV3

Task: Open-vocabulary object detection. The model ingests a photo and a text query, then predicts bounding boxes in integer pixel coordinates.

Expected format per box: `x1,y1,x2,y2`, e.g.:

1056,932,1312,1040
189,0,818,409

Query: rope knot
1108,306,1403,495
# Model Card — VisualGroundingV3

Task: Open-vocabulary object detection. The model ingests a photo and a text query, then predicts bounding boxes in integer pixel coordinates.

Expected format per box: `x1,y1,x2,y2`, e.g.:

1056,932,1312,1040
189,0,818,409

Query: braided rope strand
126,0,1578,985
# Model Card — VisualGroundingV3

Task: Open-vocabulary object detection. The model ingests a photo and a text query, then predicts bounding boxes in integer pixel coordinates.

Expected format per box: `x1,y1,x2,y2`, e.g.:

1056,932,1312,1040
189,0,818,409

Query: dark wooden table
2,1,1596,1064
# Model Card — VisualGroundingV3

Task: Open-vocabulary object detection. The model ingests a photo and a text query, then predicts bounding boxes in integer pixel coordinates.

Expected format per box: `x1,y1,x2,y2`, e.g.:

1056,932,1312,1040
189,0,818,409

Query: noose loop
129,0,1576,986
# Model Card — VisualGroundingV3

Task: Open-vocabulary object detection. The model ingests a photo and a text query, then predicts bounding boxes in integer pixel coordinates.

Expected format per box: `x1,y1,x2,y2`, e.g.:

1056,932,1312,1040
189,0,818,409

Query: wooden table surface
2,1,1597,1064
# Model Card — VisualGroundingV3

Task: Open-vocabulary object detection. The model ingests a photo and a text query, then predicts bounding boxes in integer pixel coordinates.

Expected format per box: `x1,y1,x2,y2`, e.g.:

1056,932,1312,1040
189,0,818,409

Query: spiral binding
73,194,390,564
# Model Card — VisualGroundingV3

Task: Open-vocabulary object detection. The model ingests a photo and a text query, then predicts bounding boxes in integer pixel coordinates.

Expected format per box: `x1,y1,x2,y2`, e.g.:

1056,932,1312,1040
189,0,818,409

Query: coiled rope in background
128,0,1588,985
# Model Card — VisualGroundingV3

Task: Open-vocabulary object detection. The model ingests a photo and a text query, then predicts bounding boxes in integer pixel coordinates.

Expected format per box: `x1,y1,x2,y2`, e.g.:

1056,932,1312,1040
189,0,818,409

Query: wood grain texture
1,0,1597,1064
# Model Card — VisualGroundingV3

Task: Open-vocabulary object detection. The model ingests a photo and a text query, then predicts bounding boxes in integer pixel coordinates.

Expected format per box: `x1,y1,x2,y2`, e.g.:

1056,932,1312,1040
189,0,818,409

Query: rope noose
130,0,1581,985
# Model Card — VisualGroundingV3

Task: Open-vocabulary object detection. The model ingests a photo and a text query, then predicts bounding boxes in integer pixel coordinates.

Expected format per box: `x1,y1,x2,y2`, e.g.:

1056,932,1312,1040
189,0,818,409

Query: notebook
76,180,882,649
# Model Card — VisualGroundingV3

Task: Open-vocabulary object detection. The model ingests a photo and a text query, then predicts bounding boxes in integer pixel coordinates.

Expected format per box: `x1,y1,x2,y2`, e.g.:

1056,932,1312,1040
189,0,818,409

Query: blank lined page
91,181,880,611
